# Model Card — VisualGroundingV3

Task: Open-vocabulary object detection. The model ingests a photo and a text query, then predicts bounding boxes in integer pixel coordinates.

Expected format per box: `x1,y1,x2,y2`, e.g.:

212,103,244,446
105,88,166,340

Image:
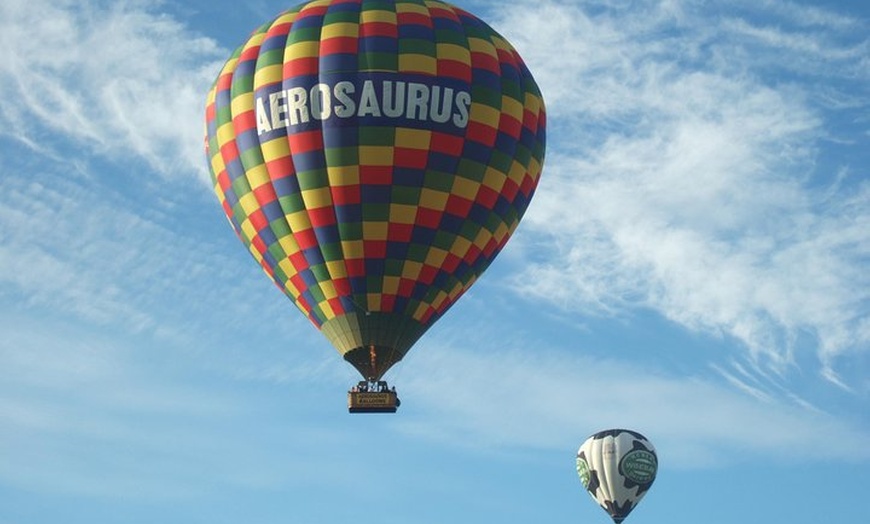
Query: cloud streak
0,315,307,500
397,337,870,468
0,0,225,182
488,0,870,384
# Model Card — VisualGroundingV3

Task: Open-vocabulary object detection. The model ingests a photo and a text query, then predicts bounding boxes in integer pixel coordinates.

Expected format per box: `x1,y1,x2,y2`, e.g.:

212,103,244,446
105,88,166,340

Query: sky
0,0,868,522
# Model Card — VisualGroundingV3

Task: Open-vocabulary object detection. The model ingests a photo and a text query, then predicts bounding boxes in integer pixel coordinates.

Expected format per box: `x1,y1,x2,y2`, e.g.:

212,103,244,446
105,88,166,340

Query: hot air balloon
575,429,657,523
203,0,546,412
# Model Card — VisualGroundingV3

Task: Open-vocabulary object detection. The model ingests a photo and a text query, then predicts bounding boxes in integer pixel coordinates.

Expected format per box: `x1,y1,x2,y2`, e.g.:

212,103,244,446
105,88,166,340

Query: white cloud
0,315,307,499
396,338,870,468
0,174,170,332
0,165,316,354
0,0,225,182
488,1,870,381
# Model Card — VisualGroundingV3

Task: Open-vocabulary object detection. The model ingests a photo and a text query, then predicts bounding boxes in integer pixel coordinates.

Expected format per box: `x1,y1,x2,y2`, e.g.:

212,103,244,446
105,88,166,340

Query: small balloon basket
348,380,400,413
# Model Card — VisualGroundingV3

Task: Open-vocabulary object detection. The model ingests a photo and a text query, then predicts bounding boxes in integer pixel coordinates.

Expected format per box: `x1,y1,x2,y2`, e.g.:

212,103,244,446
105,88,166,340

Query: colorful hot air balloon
575,429,658,523
203,0,546,411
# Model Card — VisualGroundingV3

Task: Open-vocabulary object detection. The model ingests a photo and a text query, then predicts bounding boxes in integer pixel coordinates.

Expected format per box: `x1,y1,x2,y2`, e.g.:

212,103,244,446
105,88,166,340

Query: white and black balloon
575,429,658,523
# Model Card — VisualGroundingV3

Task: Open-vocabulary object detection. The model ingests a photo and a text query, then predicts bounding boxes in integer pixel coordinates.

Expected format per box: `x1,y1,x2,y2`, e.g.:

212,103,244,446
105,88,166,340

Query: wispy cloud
488,1,870,384
0,315,311,499
0,0,224,182
2,172,188,334
397,337,870,468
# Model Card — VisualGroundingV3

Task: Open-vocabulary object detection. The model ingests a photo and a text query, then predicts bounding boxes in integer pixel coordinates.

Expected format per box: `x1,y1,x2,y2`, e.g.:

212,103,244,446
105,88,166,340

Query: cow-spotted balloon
575,429,657,523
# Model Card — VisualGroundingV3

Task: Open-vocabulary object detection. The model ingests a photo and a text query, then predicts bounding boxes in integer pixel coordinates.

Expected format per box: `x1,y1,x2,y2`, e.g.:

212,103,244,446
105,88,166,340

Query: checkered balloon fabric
204,0,546,380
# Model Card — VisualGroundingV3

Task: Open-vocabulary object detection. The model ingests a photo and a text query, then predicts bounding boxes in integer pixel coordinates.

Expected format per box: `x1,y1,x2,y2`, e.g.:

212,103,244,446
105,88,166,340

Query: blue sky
1,0,868,523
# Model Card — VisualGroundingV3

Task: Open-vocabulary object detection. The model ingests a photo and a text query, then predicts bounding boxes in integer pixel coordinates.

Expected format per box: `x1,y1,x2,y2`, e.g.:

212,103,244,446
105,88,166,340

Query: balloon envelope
204,0,546,380
576,429,658,523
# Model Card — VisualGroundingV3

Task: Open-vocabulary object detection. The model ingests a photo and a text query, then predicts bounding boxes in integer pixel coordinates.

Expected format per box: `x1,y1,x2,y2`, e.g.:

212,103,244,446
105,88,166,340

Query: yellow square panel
218,57,239,79
301,187,333,208
286,41,320,59
249,248,264,266
240,219,257,243
467,37,496,56
401,261,423,280
230,91,254,115
383,276,400,295
278,259,299,280
321,306,338,322
396,2,429,15
448,280,469,301
451,177,479,201
243,32,266,50
238,192,260,215
321,23,359,40
492,222,510,244
327,165,360,185
261,137,291,162
279,236,301,256
273,12,299,26
524,92,543,115
436,43,471,64
281,277,301,297
399,54,437,75
412,302,432,321
363,221,389,240
482,167,507,191
429,290,448,311
490,35,514,53
448,236,472,258
246,164,271,190
287,210,312,231
342,240,364,259
501,96,524,122
395,128,431,149
366,294,382,311
473,228,493,250
210,157,227,181
390,204,417,224
508,160,527,186
326,260,348,279
528,157,543,181
291,298,307,314
358,146,394,166
419,188,449,211
205,86,217,107
361,10,396,24
319,281,338,300
254,64,283,87
424,248,448,267
470,103,501,127
216,122,236,147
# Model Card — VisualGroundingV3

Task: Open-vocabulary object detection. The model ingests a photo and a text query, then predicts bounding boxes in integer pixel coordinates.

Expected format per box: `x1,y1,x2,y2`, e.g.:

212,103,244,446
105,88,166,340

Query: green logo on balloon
576,457,591,488
620,450,657,484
